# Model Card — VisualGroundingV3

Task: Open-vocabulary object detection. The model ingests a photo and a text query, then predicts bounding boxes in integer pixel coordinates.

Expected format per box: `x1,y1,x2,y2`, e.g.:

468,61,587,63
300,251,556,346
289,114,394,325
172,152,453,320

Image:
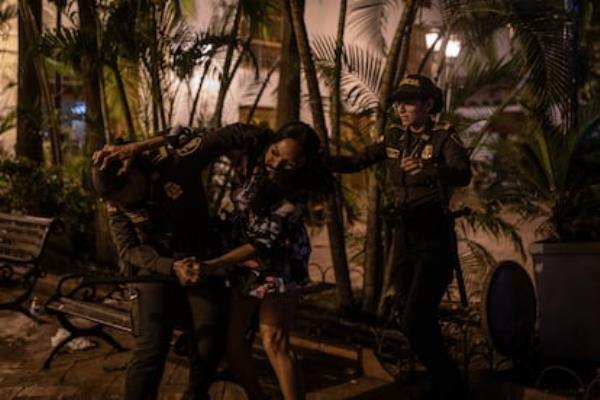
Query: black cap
388,74,444,114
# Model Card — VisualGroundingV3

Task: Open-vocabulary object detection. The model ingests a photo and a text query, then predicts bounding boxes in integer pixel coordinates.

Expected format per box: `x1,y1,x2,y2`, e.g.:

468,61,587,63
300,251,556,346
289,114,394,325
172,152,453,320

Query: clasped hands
172,257,225,286
400,157,426,175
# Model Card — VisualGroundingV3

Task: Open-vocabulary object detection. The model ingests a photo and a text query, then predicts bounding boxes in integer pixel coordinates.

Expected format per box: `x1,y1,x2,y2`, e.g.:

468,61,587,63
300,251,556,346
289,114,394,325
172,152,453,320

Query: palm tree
16,0,43,163
287,0,355,310
275,0,302,128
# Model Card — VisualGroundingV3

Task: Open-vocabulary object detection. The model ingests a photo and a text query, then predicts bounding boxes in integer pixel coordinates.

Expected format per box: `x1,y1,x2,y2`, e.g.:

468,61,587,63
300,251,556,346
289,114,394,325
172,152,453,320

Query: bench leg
96,329,127,353
42,333,75,369
18,304,47,325
42,328,128,369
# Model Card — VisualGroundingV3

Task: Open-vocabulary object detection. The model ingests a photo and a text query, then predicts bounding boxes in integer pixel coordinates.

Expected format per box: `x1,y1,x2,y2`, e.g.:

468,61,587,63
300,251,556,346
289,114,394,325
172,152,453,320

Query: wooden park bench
0,212,55,321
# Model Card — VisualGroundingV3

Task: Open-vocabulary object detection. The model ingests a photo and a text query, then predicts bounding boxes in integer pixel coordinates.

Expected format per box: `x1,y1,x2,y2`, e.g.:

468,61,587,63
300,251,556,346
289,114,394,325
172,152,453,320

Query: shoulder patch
175,137,202,157
123,209,149,224
163,181,183,200
386,147,401,158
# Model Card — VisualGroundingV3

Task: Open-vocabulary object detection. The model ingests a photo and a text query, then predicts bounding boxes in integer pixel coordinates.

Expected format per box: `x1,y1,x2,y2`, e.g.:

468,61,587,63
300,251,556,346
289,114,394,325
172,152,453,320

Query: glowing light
445,37,462,59
425,30,442,51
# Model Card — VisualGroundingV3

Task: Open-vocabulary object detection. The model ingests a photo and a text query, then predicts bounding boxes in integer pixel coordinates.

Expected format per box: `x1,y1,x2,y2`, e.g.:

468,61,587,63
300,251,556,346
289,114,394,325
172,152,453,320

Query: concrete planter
530,241,600,361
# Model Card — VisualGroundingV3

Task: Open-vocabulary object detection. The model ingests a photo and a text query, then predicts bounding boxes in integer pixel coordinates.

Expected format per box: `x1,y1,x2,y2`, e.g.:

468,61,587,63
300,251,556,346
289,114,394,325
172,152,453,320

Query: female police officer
329,74,471,399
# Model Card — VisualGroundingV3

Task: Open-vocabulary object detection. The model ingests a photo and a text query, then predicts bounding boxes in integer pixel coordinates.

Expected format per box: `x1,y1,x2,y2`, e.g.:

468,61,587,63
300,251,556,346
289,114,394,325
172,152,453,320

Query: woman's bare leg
225,290,265,400
259,292,303,400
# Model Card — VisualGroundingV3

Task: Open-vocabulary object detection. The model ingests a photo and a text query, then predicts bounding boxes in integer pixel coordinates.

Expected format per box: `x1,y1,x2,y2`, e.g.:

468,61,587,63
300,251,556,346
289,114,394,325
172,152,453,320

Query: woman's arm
204,243,258,270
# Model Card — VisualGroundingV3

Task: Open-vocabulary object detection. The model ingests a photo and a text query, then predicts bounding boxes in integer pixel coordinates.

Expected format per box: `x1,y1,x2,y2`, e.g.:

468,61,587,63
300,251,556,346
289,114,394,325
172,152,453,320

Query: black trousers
125,279,227,400
389,207,462,396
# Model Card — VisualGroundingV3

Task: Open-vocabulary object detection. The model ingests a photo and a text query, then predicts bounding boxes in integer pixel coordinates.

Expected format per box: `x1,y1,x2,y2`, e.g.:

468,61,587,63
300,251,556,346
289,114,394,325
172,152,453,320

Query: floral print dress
226,164,311,298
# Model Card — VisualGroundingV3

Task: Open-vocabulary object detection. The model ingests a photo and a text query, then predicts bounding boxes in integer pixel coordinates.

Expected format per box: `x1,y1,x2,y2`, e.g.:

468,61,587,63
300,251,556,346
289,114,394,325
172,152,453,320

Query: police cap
388,74,444,114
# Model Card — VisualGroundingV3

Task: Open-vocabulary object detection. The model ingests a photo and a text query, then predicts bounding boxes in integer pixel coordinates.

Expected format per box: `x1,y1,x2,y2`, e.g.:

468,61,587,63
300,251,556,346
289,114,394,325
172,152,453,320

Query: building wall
0,0,18,154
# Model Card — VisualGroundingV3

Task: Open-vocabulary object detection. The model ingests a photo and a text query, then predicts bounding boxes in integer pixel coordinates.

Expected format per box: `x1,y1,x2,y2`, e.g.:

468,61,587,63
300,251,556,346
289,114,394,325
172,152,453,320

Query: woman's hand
173,257,198,286
92,143,139,173
400,157,424,175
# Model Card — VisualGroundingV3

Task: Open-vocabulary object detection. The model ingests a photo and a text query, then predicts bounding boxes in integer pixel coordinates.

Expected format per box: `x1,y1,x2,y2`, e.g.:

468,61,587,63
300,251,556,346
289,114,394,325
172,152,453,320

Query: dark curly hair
250,121,334,214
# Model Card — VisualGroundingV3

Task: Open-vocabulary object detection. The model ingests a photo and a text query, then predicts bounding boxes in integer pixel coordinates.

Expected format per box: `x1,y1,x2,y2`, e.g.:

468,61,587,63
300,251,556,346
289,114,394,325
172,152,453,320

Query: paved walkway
0,307,581,400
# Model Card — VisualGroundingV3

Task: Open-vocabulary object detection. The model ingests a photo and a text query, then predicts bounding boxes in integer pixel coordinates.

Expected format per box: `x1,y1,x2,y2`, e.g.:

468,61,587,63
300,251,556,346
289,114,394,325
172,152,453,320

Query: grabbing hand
173,257,199,286
400,157,424,176
92,143,138,174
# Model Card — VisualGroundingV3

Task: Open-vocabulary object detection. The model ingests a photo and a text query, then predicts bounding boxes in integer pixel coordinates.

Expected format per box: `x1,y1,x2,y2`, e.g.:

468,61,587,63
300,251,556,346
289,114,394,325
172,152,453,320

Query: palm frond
441,0,570,116
447,56,519,112
312,35,384,113
41,27,94,71
348,0,400,53
0,109,15,136
0,0,16,31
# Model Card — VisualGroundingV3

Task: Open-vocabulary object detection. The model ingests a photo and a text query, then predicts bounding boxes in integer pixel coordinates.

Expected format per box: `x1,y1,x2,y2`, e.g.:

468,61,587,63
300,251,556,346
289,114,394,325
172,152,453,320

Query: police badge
421,144,433,160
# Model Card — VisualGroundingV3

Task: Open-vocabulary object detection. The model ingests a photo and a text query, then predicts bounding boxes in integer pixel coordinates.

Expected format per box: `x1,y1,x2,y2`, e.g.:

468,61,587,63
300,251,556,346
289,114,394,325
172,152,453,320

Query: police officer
329,75,471,398
91,124,272,400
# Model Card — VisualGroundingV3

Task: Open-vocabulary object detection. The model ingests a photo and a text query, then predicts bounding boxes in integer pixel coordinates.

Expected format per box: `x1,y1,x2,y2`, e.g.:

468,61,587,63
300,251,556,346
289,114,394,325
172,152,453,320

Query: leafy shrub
0,156,96,258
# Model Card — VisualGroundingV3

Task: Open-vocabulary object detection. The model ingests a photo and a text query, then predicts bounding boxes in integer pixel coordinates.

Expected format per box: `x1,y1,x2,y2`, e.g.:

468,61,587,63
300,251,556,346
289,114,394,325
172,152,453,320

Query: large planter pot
531,241,600,361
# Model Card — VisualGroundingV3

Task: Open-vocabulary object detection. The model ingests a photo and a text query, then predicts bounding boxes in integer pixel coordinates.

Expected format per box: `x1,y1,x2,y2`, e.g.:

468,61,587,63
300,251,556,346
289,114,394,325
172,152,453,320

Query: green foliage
0,109,15,136
347,0,400,53
440,0,570,115
0,0,16,32
483,105,600,241
0,156,96,255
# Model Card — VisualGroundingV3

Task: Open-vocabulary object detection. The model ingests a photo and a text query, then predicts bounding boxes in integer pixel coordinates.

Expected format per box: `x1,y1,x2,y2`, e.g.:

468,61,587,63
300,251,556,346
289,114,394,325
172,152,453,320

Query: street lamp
445,36,462,59
425,30,442,51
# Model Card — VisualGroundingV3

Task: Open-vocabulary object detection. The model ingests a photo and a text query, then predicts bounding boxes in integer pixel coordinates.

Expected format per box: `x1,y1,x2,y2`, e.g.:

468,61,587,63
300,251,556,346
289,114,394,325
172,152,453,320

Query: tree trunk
246,58,280,123
77,0,106,154
276,0,302,128
77,0,114,265
112,63,136,141
18,0,62,165
288,0,354,311
210,1,242,129
331,0,346,155
149,4,166,132
188,62,211,126
16,0,42,163
362,0,418,315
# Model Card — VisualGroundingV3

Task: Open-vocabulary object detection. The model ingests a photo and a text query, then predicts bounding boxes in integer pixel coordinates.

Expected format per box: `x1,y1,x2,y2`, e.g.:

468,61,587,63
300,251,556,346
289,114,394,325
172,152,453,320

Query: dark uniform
330,119,471,396
107,123,269,400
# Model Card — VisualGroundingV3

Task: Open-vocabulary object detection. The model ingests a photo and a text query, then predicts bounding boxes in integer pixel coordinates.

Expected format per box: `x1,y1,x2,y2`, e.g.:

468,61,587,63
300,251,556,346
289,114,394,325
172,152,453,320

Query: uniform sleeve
328,141,387,173
106,204,174,275
424,130,472,187
165,123,270,167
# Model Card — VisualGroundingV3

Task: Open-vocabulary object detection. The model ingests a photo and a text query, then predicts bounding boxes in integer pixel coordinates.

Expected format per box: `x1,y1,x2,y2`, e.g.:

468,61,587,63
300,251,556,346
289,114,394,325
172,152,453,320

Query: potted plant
485,105,600,361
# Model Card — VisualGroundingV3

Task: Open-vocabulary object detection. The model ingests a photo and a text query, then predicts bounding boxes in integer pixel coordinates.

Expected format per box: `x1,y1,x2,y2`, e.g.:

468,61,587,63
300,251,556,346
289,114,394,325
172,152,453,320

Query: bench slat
47,297,133,333
0,223,45,239
0,242,40,258
0,213,54,227
0,230,42,247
